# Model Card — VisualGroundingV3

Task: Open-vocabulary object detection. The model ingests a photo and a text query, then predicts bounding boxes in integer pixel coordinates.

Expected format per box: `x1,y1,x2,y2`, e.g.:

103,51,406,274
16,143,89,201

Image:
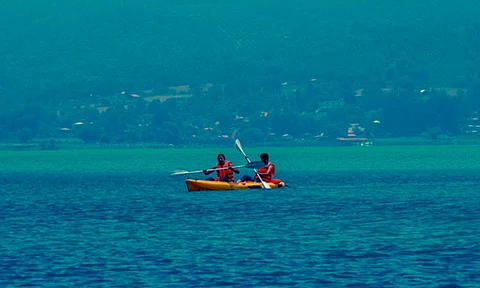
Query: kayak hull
186,179,285,192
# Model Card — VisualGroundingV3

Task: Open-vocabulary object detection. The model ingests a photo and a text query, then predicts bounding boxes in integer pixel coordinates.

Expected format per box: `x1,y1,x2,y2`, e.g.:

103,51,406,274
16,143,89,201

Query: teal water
1,146,479,287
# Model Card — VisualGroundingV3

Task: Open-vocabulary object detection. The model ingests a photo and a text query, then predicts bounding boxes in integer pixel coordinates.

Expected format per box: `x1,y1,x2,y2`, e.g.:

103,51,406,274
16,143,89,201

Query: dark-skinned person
238,153,275,182
203,153,239,182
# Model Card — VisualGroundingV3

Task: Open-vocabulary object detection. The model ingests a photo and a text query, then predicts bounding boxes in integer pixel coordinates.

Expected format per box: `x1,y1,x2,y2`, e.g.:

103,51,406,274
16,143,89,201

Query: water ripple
1,170,479,287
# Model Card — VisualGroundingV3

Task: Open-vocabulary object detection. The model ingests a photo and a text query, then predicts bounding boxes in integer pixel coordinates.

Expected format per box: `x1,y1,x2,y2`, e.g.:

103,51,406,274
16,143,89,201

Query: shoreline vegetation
2,2,480,155
1,135,480,151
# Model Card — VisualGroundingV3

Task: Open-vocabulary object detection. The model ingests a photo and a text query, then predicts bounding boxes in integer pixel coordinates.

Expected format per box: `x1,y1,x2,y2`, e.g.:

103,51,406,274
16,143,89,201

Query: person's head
217,153,226,164
260,153,269,163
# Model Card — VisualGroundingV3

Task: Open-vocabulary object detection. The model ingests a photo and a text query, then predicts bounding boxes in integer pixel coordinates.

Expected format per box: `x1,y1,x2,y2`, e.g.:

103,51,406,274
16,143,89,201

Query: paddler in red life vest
203,153,239,182
239,153,276,182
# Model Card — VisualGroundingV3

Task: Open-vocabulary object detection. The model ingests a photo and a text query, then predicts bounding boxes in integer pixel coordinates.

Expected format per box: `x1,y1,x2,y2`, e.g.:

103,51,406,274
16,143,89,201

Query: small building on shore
337,123,373,146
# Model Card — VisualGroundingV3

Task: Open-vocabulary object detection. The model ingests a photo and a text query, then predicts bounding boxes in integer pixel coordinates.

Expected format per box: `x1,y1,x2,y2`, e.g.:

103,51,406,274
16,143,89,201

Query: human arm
265,164,274,176
229,164,240,174
203,166,216,175
257,164,274,177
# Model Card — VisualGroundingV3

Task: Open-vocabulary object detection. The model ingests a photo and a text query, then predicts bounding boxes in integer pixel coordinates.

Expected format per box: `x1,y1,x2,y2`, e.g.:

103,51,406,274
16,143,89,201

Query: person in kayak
203,153,239,182
239,153,275,182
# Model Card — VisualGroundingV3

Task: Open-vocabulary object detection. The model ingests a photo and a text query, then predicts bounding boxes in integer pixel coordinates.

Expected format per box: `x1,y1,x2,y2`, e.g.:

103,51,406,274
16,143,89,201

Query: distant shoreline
1,136,479,151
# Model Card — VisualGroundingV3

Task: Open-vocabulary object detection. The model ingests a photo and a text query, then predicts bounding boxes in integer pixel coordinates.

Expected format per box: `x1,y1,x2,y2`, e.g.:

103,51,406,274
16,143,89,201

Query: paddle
170,161,264,177
234,139,271,189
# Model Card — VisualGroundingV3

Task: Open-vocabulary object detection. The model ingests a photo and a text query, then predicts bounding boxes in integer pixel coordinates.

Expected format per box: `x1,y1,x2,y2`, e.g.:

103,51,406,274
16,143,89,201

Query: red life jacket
215,160,234,181
255,162,275,182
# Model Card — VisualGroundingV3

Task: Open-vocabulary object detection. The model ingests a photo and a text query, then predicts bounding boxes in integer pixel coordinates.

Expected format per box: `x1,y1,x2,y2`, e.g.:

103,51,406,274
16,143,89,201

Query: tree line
1,1,479,146
1,74,479,146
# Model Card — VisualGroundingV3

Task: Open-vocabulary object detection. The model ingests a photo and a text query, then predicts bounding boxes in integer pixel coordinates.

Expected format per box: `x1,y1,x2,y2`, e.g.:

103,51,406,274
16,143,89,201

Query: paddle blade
170,169,204,176
245,161,264,169
235,139,245,155
261,180,271,189
170,170,189,176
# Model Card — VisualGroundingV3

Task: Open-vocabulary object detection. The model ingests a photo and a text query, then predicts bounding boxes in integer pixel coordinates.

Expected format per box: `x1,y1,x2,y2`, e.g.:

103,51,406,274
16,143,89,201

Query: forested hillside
0,1,479,145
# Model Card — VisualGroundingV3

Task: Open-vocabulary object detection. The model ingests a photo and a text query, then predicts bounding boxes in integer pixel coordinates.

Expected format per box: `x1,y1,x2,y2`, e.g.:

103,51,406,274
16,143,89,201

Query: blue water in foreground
1,167,480,287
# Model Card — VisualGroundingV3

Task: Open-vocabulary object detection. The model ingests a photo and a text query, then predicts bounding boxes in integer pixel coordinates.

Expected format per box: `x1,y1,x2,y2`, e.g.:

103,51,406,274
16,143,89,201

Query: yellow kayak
186,179,286,192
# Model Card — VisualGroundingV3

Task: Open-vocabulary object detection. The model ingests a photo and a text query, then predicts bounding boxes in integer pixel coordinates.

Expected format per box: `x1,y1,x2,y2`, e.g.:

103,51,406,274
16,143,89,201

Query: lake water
1,146,479,287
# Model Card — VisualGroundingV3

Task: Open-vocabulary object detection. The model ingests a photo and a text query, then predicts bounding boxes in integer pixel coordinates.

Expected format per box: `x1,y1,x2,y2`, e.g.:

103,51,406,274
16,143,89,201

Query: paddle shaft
235,139,271,189
171,161,263,176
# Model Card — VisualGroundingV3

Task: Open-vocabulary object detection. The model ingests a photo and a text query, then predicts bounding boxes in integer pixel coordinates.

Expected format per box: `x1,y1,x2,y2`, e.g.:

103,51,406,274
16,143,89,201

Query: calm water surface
1,146,479,287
